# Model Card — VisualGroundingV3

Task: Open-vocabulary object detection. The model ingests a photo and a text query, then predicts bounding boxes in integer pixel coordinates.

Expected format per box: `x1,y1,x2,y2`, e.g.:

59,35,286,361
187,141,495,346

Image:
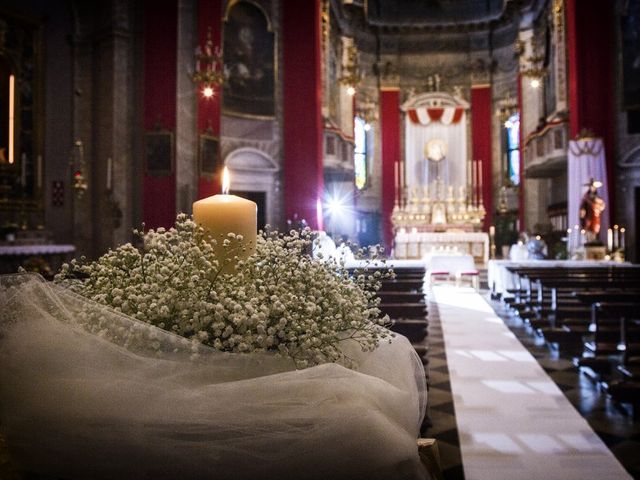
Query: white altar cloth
394,231,489,265
0,244,76,256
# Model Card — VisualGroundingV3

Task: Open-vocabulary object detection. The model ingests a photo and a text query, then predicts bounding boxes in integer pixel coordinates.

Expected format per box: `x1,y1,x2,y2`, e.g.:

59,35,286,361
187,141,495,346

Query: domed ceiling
365,0,506,27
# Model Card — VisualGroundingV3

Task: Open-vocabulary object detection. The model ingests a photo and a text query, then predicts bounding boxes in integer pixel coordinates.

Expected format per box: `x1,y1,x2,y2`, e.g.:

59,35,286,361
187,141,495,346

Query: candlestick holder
105,189,123,229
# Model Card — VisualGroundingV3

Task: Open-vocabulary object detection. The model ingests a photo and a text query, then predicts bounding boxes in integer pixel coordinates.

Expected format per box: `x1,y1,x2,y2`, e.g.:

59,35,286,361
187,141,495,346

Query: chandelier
355,94,378,126
518,37,547,89
339,44,361,96
191,27,224,98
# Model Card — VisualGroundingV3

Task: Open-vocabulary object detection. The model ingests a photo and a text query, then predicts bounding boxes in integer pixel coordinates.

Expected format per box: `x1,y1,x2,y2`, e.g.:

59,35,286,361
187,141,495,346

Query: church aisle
432,286,631,480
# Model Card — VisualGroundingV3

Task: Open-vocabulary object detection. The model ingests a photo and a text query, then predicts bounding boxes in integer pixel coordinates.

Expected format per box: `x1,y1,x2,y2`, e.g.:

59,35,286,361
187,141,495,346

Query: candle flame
222,166,230,195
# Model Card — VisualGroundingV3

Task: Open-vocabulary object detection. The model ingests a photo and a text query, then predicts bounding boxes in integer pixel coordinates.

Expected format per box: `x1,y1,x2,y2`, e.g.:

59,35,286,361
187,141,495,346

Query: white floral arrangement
55,214,393,368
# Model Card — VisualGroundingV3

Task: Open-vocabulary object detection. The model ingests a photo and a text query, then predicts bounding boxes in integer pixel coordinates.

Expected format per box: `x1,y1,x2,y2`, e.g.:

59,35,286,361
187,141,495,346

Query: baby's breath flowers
55,214,393,368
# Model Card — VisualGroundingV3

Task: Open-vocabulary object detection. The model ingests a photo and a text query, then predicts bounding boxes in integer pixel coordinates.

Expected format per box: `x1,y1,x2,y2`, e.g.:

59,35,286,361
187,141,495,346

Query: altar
393,230,489,264
390,90,489,265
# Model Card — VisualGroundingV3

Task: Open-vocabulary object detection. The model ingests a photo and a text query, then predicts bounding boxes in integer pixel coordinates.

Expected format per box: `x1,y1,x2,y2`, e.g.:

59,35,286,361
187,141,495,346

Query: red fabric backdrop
282,0,323,229
471,85,492,230
566,0,615,221
197,0,222,199
380,89,400,251
143,0,177,229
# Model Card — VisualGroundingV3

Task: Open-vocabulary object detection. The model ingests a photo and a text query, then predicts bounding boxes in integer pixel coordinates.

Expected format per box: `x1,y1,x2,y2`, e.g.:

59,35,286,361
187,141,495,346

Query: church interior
2,0,640,479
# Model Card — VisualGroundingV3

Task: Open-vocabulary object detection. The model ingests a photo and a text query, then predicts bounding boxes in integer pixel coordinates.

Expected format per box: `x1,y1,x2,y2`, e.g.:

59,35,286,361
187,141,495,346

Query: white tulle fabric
0,274,428,480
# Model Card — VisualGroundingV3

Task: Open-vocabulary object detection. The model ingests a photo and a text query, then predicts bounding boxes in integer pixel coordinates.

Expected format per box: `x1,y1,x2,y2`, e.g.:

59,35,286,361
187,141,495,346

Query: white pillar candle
394,161,399,204
607,228,613,252
620,228,626,252
614,225,619,250
192,167,257,273
476,160,481,205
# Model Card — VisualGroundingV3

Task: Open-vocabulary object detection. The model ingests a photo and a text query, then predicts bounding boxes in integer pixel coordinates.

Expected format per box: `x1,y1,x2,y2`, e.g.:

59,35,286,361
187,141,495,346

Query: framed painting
200,134,220,177
222,1,275,118
145,131,174,176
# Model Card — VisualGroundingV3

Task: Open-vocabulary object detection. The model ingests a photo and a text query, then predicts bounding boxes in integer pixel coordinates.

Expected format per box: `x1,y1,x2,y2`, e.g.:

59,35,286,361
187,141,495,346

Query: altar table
393,231,489,265
0,244,76,275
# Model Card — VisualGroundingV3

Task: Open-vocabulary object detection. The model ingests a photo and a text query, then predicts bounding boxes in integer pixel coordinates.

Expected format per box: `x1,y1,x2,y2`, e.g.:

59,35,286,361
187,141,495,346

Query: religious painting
222,1,275,118
144,131,174,176
199,134,220,177
622,0,640,109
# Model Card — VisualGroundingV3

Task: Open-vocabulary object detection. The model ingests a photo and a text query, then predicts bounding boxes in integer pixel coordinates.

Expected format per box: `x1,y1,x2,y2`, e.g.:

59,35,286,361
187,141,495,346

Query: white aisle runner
432,286,631,480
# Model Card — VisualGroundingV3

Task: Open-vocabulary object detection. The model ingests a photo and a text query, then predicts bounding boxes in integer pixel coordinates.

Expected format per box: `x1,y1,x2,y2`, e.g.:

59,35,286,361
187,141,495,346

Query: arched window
504,112,520,186
354,116,367,190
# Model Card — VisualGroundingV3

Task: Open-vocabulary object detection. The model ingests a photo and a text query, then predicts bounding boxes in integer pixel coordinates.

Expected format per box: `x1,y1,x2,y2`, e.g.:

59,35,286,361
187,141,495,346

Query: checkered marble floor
422,291,465,480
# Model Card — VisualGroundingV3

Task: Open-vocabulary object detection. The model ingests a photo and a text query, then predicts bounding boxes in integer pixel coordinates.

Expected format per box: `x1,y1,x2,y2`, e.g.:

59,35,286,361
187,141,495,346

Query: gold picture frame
199,134,220,178
144,131,174,176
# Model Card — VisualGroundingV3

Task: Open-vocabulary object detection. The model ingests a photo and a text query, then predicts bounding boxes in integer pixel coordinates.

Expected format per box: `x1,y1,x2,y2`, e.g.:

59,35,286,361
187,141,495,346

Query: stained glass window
354,116,367,190
505,113,520,185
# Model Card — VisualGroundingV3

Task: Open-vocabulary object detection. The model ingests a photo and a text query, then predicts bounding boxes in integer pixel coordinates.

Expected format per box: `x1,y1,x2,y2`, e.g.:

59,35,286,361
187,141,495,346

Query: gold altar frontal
391,185,489,265
393,229,489,264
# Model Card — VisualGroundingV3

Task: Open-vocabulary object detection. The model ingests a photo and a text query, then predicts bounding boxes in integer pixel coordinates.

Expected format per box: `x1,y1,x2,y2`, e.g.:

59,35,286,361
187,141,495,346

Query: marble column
176,0,198,214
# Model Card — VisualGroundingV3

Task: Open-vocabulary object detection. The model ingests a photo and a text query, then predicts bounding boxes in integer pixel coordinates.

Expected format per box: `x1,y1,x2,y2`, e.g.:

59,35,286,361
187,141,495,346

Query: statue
579,178,606,235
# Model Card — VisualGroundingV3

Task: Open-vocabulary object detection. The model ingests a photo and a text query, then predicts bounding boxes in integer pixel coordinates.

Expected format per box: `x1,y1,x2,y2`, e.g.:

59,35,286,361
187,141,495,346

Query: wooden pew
592,302,640,417
504,266,640,354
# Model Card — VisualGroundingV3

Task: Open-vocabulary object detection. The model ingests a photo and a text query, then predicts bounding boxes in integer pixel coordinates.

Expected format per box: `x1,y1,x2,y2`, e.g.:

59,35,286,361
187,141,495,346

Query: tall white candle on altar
614,225,619,250
192,167,257,272
620,228,626,252
394,161,399,203
607,228,613,252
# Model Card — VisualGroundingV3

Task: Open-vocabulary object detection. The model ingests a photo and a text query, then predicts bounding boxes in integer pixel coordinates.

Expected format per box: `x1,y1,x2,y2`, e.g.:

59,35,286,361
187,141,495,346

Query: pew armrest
417,438,444,480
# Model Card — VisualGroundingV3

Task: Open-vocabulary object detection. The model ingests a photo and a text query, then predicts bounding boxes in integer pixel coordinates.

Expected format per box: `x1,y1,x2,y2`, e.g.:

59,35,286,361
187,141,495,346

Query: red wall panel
471,85,493,230
282,0,323,229
143,0,177,229
380,89,400,251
